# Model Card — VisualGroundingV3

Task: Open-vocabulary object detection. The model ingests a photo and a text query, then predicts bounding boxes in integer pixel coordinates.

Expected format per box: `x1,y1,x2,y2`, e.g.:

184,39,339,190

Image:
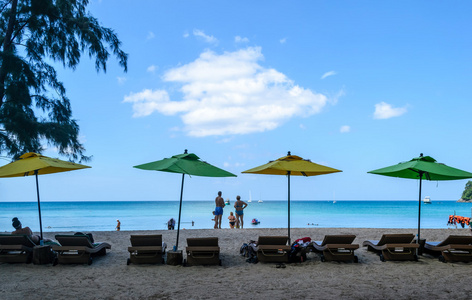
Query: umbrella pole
175,173,185,251
34,170,43,241
288,171,291,245
417,173,423,247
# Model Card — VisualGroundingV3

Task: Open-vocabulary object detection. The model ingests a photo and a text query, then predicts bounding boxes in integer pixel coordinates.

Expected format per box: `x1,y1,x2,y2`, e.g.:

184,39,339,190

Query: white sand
1,227,472,300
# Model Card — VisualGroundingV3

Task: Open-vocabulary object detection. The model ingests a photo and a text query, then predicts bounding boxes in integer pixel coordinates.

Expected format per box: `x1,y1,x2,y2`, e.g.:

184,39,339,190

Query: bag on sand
289,243,307,263
240,241,258,263
33,245,56,265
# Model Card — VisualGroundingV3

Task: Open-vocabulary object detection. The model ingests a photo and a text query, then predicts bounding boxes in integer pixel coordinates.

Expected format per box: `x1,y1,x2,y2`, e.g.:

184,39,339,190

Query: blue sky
1,0,472,202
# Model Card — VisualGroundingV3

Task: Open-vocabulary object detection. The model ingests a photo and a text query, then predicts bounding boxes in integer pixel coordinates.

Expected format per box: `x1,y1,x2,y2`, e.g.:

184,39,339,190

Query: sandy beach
1,227,472,300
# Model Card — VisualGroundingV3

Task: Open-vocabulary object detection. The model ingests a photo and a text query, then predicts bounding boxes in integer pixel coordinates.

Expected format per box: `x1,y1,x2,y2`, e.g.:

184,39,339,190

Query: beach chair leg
379,254,386,262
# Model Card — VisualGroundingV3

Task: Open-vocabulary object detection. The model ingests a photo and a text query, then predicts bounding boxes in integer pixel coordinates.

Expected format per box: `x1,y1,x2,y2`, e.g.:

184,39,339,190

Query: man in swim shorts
214,191,225,229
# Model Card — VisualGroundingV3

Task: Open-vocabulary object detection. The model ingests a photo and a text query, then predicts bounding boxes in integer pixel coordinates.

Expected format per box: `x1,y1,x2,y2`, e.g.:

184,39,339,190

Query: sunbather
11,217,51,243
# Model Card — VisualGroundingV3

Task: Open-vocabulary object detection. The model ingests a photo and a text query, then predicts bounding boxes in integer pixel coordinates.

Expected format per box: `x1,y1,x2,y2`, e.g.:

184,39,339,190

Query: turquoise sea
1,200,472,233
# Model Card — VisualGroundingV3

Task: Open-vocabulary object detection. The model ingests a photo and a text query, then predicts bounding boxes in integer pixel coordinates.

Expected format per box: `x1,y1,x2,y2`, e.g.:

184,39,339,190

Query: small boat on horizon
225,198,230,205
248,191,252,203
258,199,263,203
423,196,432,204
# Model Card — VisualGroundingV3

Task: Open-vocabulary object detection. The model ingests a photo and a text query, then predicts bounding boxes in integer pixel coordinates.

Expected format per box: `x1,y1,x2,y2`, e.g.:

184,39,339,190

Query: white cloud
123,89,171,117
299,124,306,130
124,47,331,137
235,36,249,43
321,71,337,79
147,65,158,73
183,31,189,38
280,38,287,44
373,102,407,119
340,125,350,133
193,29,217,44
147,31,155,40
117,76,127,85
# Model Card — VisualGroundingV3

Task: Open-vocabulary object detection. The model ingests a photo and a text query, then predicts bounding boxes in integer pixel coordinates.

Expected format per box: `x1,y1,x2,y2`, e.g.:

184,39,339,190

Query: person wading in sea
214,191,225,229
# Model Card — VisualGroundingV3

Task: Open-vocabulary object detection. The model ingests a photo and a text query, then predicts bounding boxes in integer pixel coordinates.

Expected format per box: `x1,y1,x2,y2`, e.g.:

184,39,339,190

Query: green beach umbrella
242,151,342,244
368,153,472,243
0,152,91,241
134,149,237,251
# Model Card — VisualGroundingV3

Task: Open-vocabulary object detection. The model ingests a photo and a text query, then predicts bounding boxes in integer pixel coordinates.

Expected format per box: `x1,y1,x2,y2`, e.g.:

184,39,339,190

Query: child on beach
228,212,236,228
211,211,216,228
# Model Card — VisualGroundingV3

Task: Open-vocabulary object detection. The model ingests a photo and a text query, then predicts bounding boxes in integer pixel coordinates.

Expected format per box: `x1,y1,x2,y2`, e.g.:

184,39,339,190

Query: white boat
423,196,432,204
248,191,252,203
225,198,230,205
258,199,263,203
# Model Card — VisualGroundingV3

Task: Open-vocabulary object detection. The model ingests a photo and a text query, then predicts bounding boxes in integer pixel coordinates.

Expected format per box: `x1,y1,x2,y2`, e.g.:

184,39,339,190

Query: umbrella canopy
0,152,91,240
134,150,236,251
242,152,342,244
368,153,472,243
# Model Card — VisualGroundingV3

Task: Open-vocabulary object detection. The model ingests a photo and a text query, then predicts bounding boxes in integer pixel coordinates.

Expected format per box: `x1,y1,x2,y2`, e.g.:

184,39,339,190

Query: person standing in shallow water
116,219,121,231
228,212,236,228
214,191,225,229
234,195,248,228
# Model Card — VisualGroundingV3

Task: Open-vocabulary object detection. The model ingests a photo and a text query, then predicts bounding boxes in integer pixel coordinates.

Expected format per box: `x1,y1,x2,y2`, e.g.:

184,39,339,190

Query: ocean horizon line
0,199,461,203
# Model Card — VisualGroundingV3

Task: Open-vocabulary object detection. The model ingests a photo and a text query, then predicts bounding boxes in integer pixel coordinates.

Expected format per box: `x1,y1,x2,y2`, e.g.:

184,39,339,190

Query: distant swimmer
116,219,121,231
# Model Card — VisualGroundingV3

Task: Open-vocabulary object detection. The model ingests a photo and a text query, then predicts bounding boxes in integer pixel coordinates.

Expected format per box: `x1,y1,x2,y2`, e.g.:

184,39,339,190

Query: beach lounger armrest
186,246,220,252
258,245,291,251
0,245,32,251
128,246,162,252
258,245,291,257
186,246,220,259
430,244,472,251
380,243,419,249
313,244,359,251
325,244,359,250
52,246,91,253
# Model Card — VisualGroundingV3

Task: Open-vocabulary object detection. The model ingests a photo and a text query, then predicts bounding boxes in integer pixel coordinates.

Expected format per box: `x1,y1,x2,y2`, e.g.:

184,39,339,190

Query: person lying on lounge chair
11,217,52,243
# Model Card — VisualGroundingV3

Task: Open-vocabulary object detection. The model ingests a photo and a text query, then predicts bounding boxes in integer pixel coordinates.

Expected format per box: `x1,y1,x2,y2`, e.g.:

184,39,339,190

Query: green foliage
461,181,472,200
0,0,127,161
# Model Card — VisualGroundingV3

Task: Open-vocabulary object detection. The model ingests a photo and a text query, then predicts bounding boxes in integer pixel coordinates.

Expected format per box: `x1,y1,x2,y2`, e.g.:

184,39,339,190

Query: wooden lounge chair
311,235,359,263
362,234,419,262
257,236,291,263
184,237,221,266
52,234,111,265
0,234,36,264
127,234,164,265
424,235,472,263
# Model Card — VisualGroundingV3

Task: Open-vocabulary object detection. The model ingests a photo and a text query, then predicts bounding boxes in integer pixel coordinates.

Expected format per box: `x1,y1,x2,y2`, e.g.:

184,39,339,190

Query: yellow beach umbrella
242,151,342,243
0,152,91,240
